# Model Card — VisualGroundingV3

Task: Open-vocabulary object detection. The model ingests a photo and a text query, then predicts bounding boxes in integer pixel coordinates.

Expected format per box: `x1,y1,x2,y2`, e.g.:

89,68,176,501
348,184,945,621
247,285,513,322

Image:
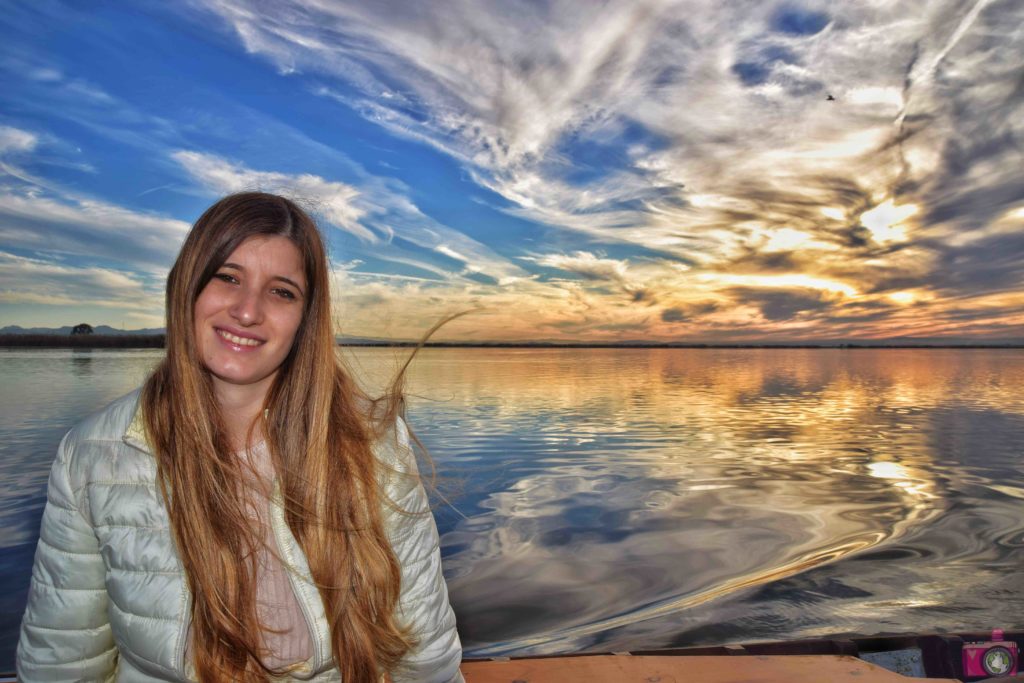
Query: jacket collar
123,400,154,455
121,401,271,458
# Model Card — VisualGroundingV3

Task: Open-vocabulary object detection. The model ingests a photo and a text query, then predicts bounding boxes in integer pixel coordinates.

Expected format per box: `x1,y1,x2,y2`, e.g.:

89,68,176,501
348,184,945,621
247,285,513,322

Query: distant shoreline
0,334,166,348
1,334,1021,350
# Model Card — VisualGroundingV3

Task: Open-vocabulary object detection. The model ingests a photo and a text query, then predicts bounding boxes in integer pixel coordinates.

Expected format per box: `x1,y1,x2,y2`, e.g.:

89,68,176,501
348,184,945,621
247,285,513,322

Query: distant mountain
0,325,166,336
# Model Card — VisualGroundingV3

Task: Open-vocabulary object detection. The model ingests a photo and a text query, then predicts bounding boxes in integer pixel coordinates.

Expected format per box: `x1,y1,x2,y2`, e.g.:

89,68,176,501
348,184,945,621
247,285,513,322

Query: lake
1,347,1023,670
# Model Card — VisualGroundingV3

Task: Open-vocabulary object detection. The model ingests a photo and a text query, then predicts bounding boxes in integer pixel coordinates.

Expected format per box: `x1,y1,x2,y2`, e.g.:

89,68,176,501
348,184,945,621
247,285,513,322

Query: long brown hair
142,192,413,681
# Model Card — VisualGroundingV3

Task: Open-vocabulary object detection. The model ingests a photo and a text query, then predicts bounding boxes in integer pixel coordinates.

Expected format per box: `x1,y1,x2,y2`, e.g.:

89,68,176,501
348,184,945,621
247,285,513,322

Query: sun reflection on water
3,347,1023,661
375,347,1024,654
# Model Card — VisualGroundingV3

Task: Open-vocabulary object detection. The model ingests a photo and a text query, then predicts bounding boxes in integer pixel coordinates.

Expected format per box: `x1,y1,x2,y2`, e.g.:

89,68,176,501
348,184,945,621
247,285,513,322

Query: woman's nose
228,287,263,325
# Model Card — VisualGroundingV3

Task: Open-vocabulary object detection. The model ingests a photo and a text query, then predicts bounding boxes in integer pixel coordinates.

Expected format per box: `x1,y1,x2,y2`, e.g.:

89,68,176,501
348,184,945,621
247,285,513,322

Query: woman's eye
273,288,297,300
213,272,238,284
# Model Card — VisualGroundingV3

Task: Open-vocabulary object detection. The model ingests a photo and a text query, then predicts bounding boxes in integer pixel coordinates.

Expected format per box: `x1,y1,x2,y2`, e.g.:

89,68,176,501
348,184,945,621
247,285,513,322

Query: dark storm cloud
661,301,719,324
724,249,801,274
727,287,835,322
698,176,874,244
661,307,686,323
931,231,1024,296
822,309,899,326
909,0,1024,232
844,225,872,249
939,304,1024,324
630,287,656,304
926,171,1024,231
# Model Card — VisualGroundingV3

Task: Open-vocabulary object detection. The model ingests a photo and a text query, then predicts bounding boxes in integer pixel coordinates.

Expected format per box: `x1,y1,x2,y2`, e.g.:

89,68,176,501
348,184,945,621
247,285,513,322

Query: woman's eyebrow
220,263,305,294
273,276,305,294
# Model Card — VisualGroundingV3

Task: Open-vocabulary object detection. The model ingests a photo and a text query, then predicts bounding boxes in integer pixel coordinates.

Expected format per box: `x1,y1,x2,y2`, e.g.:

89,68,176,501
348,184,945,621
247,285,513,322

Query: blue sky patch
771,7,830,35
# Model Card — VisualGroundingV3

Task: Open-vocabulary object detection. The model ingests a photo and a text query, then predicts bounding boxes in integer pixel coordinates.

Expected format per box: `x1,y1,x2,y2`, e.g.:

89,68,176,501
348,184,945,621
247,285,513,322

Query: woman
17,193,464,682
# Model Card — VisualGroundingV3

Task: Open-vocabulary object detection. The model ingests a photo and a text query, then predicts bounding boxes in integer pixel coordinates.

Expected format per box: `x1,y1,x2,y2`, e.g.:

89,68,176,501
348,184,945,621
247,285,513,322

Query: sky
1,0,1022,343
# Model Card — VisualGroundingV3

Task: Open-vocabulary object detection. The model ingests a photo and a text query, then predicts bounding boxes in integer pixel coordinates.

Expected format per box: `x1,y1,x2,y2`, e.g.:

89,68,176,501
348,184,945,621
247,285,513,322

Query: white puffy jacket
17,390,465,682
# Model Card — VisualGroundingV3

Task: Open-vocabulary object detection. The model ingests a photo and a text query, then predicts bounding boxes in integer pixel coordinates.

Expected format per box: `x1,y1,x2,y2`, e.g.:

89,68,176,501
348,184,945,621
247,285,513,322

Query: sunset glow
0,1,1021,343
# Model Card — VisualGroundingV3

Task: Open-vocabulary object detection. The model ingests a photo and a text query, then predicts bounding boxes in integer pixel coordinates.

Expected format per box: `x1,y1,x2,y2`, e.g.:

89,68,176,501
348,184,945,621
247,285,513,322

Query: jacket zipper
174,579,192,679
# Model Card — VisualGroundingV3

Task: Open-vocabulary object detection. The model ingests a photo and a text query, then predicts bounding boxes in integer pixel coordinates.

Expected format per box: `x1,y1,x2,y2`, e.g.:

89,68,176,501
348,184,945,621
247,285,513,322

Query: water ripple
3,347,1024,668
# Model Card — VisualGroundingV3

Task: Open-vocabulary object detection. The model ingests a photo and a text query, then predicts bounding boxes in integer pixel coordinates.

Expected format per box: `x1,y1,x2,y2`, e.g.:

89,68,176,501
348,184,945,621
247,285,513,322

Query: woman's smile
215,326,267,348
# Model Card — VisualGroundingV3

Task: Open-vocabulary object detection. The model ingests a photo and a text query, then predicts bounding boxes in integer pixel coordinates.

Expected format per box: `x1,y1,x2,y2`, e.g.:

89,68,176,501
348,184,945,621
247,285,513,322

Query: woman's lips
215,327,265,348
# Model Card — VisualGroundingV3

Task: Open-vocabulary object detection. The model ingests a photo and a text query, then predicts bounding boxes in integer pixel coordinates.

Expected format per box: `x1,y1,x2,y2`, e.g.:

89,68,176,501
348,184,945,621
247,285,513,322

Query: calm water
1,347,1023,669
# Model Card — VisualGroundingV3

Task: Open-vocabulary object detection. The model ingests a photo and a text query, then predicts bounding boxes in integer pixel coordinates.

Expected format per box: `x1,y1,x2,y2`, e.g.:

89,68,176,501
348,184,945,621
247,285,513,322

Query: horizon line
1,333,1022,350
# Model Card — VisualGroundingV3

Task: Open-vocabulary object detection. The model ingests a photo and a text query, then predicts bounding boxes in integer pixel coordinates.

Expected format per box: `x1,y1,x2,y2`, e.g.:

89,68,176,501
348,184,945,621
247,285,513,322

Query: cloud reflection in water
379,347,1024,654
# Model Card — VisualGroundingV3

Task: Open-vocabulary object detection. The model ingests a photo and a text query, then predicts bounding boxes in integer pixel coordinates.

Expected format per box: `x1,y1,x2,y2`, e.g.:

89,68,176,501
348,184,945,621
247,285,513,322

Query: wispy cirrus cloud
2,1,1021,340
190,0,1024,340
173,150,530,284
0,126,38,155
0,187,190,270
530,252,629,283
173,150,372,241
0,251,162,311
198,0,694,235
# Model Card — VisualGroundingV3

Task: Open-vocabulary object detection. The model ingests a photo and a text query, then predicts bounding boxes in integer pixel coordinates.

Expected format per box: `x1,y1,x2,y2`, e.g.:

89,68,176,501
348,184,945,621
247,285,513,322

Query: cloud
188,1,1020,259
661,301,719,324
931,230,1024,297
192,0,697,233
531,251,629,282
204,0,1017,317
526,250,664,304
4,1,1021,340
0,251,163,313
173,149,529,283
0,187,191,269
173,150,373,241
0,126,37,155
725,287,835,322
661,307,686,323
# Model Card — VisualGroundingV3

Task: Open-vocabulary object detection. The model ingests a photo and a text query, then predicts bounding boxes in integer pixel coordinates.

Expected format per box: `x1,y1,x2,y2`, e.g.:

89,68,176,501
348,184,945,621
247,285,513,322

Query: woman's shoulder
372,414,417,473
63,388,143,450
373,415,432,518
52,387,152,496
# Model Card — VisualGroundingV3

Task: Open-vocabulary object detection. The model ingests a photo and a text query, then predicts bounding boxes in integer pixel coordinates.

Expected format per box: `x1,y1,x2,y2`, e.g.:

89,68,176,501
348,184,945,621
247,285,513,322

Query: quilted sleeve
386,417,465,683
17,433,117,682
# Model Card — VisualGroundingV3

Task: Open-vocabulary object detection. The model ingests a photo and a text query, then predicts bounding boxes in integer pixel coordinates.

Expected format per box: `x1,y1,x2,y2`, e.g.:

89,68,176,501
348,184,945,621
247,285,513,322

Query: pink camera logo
962,629,1018,679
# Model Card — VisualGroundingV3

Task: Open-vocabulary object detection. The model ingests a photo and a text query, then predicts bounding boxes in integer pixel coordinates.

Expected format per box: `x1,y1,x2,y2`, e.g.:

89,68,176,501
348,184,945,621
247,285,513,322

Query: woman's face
193,235,307,399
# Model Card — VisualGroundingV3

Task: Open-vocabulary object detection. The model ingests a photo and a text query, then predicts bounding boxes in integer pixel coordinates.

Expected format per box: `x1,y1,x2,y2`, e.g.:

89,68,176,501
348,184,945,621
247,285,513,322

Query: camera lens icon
983,646,1014,676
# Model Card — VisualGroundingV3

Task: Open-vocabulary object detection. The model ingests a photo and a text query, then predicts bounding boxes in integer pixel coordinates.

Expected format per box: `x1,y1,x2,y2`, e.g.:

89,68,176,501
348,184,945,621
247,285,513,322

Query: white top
242,441,315,672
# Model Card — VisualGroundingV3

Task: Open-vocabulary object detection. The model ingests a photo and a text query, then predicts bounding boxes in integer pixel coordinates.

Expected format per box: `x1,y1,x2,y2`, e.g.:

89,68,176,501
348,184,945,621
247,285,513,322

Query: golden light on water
866,460,936,502
411,346,1024,654
6,346,1024,658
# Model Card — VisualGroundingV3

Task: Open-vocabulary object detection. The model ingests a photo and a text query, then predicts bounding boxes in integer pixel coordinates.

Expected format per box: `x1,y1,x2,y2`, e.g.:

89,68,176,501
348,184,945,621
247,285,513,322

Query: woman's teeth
218,329,262,346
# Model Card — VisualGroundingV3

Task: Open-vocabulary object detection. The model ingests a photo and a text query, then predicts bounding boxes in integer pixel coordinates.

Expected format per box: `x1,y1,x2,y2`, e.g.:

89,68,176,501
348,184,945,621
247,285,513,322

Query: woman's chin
207,363,275,390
